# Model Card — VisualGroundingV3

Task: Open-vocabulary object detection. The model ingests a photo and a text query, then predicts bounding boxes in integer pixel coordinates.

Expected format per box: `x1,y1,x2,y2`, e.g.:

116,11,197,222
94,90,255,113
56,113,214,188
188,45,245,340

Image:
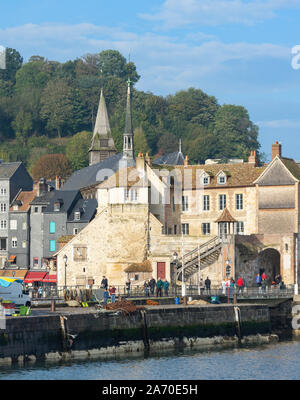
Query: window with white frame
73,228,79,235
218,174,226,184
219,194,226,210
0,188,6,195
202,223,211,235
236,221,244,235
203,195,210,211
181,223,189,235
236,194,243,210
10,220,17,230
74,212,81,221
130,189,138,201
0,220,7,229
12,237,17,248
202,174,210,185
182,196,189,211
0,203,6,213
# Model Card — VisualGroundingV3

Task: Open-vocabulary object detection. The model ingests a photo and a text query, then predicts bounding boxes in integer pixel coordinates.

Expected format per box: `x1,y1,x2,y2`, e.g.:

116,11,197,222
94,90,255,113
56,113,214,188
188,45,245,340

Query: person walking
163,279,170,296
144,280,150,297
156,277,163,297
109,285,116,303
229,278,235,303
125,279,131,297
256,273,262,294
101,276,108,290
149,277,156,296
205,277,211,295
199,277,205,296
237,277,244,295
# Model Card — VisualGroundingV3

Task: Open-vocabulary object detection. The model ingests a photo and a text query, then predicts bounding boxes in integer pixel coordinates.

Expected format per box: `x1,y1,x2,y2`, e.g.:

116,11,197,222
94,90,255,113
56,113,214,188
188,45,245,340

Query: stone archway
257,248,280,283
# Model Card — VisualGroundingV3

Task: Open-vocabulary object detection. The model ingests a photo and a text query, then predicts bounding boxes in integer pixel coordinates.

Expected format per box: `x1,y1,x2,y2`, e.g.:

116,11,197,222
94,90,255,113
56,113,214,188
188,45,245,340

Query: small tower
89,88,116,166
122,78,135,160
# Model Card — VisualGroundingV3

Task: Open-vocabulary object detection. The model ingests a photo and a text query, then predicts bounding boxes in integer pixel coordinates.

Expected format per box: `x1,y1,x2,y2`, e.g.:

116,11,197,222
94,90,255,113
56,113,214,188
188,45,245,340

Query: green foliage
65,131,93,170
0,47,261,168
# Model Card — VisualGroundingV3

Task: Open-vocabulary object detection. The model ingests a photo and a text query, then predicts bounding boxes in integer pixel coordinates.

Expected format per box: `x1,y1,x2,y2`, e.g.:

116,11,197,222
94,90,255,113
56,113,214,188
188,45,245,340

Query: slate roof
62,153,136,191
44,190,80,214
30,189,56,205
0,162,22,179
215,208,237,223
153,151,185,166
67,198,97,222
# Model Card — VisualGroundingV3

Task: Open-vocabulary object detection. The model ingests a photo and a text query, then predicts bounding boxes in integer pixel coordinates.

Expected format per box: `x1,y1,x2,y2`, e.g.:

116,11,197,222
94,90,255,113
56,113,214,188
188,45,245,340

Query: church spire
89,88,116,165
122,78,135,160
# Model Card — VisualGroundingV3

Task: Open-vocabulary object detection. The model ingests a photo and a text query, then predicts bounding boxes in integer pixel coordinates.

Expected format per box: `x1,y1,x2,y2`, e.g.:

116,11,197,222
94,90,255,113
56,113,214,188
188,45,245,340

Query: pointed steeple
122,78,135,160
89,88,116,165
179,138,182,154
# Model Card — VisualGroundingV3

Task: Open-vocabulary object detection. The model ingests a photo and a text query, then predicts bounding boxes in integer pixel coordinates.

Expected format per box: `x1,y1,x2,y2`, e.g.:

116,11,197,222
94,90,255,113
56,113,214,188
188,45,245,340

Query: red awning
42,274,57,283
24,271,47,283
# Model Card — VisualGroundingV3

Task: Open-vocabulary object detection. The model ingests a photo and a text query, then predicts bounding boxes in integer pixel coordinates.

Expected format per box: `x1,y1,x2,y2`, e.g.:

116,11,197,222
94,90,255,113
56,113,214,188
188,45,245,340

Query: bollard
51,299,56,312
233,294,237,304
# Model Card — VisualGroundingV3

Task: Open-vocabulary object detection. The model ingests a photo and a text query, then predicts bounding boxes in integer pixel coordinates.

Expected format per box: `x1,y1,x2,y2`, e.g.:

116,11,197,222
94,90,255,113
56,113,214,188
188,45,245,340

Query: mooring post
233,294,237,304
51,299,56,312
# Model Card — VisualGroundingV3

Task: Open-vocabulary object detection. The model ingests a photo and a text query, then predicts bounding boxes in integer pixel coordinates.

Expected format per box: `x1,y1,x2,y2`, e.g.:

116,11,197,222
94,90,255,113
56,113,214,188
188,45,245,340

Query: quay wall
0,304,273,361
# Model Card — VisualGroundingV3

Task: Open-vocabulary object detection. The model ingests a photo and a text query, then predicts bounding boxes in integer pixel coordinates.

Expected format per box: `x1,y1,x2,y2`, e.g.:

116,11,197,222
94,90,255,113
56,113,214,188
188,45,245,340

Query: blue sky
0,0,300,160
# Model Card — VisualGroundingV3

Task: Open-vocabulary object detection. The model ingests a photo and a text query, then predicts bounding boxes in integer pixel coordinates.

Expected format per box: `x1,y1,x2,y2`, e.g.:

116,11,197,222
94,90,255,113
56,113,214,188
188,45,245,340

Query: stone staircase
176,236,222,281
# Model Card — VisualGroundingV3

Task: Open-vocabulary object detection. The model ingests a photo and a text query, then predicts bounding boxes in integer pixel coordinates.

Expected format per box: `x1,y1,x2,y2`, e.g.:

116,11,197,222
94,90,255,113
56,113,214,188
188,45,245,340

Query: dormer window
201,172,211,186
217,171,228,185
74,211,81,221
54,198,63,211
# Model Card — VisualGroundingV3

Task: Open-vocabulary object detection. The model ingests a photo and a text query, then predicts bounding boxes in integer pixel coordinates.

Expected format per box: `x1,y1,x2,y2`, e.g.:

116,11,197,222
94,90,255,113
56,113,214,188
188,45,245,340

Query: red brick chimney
248,150,258,166
272,141,282,159
56,176,62,190
184,155,189,166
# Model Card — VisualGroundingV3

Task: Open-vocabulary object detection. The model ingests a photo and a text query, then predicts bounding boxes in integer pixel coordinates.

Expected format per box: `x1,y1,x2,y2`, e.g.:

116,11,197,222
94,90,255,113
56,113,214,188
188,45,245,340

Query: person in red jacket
237,277,244,295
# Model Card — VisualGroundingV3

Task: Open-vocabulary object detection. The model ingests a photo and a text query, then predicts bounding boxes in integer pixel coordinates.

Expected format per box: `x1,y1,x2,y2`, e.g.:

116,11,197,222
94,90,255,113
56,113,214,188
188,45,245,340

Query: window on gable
74,212,81,221
50,240,56,252
218,174,226,184
202,175,210,185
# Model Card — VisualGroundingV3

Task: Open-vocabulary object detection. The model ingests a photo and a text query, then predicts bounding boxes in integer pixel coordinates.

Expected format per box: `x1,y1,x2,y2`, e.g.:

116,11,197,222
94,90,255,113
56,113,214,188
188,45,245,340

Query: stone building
56,141,300,289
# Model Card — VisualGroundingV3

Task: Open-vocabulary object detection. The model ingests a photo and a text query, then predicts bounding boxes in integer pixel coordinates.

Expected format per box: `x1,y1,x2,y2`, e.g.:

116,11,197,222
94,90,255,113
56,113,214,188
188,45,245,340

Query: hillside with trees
0,48,261,177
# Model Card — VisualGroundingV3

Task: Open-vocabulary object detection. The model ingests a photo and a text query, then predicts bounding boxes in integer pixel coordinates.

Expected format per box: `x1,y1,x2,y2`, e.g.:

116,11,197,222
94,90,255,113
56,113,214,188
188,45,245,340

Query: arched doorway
257,248,280,283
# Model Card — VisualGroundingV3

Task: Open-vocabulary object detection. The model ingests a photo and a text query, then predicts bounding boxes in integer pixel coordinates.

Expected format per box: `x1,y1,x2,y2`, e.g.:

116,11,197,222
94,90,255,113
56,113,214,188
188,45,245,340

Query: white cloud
140,0,300,28
256,119,300,128
0,22,290,94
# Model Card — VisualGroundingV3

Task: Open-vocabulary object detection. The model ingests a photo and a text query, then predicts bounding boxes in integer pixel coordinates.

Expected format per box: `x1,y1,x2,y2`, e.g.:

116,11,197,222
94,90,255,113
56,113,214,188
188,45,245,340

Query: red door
157,262,166,279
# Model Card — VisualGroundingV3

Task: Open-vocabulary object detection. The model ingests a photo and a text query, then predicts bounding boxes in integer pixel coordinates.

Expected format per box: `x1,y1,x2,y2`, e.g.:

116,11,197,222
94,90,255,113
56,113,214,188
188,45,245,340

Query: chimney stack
136,152,145,172
272,141,282,160
248,150,258,166
34,178,48,197
56,176,62,190
184,155,189,166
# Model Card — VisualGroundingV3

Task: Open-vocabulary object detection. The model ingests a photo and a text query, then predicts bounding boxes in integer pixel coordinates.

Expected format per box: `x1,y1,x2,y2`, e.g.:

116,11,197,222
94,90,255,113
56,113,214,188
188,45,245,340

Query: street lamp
173,252,178,296
63,254,68,289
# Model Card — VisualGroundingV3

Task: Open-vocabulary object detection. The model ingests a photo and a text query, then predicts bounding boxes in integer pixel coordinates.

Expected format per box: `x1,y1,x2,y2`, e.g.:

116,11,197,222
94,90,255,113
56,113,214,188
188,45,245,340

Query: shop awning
42,274,57,283
0,269,27,279
24,271,47,283
8,255,16,263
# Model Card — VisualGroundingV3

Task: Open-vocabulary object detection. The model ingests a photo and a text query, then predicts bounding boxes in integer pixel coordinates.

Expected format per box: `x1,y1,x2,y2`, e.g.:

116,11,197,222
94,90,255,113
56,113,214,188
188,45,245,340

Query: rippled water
1,340,300,380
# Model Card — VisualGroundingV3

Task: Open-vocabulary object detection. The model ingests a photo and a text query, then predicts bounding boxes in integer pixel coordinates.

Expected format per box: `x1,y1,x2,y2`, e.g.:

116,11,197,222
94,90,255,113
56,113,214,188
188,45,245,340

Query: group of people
101,275,116,305
199,277,211,295
125,277,170,297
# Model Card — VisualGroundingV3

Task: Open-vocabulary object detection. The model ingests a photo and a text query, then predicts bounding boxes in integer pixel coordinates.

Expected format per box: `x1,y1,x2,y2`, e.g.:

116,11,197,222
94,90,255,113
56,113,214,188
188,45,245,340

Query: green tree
40,78,74,138
0,48,23,83
134,126,150,155
11,109,33,145
65,131,92,170
213,104,260,159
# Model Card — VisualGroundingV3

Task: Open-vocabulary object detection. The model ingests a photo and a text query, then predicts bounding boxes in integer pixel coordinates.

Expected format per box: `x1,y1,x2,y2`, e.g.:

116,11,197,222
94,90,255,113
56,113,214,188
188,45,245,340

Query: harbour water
1,339,300,380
